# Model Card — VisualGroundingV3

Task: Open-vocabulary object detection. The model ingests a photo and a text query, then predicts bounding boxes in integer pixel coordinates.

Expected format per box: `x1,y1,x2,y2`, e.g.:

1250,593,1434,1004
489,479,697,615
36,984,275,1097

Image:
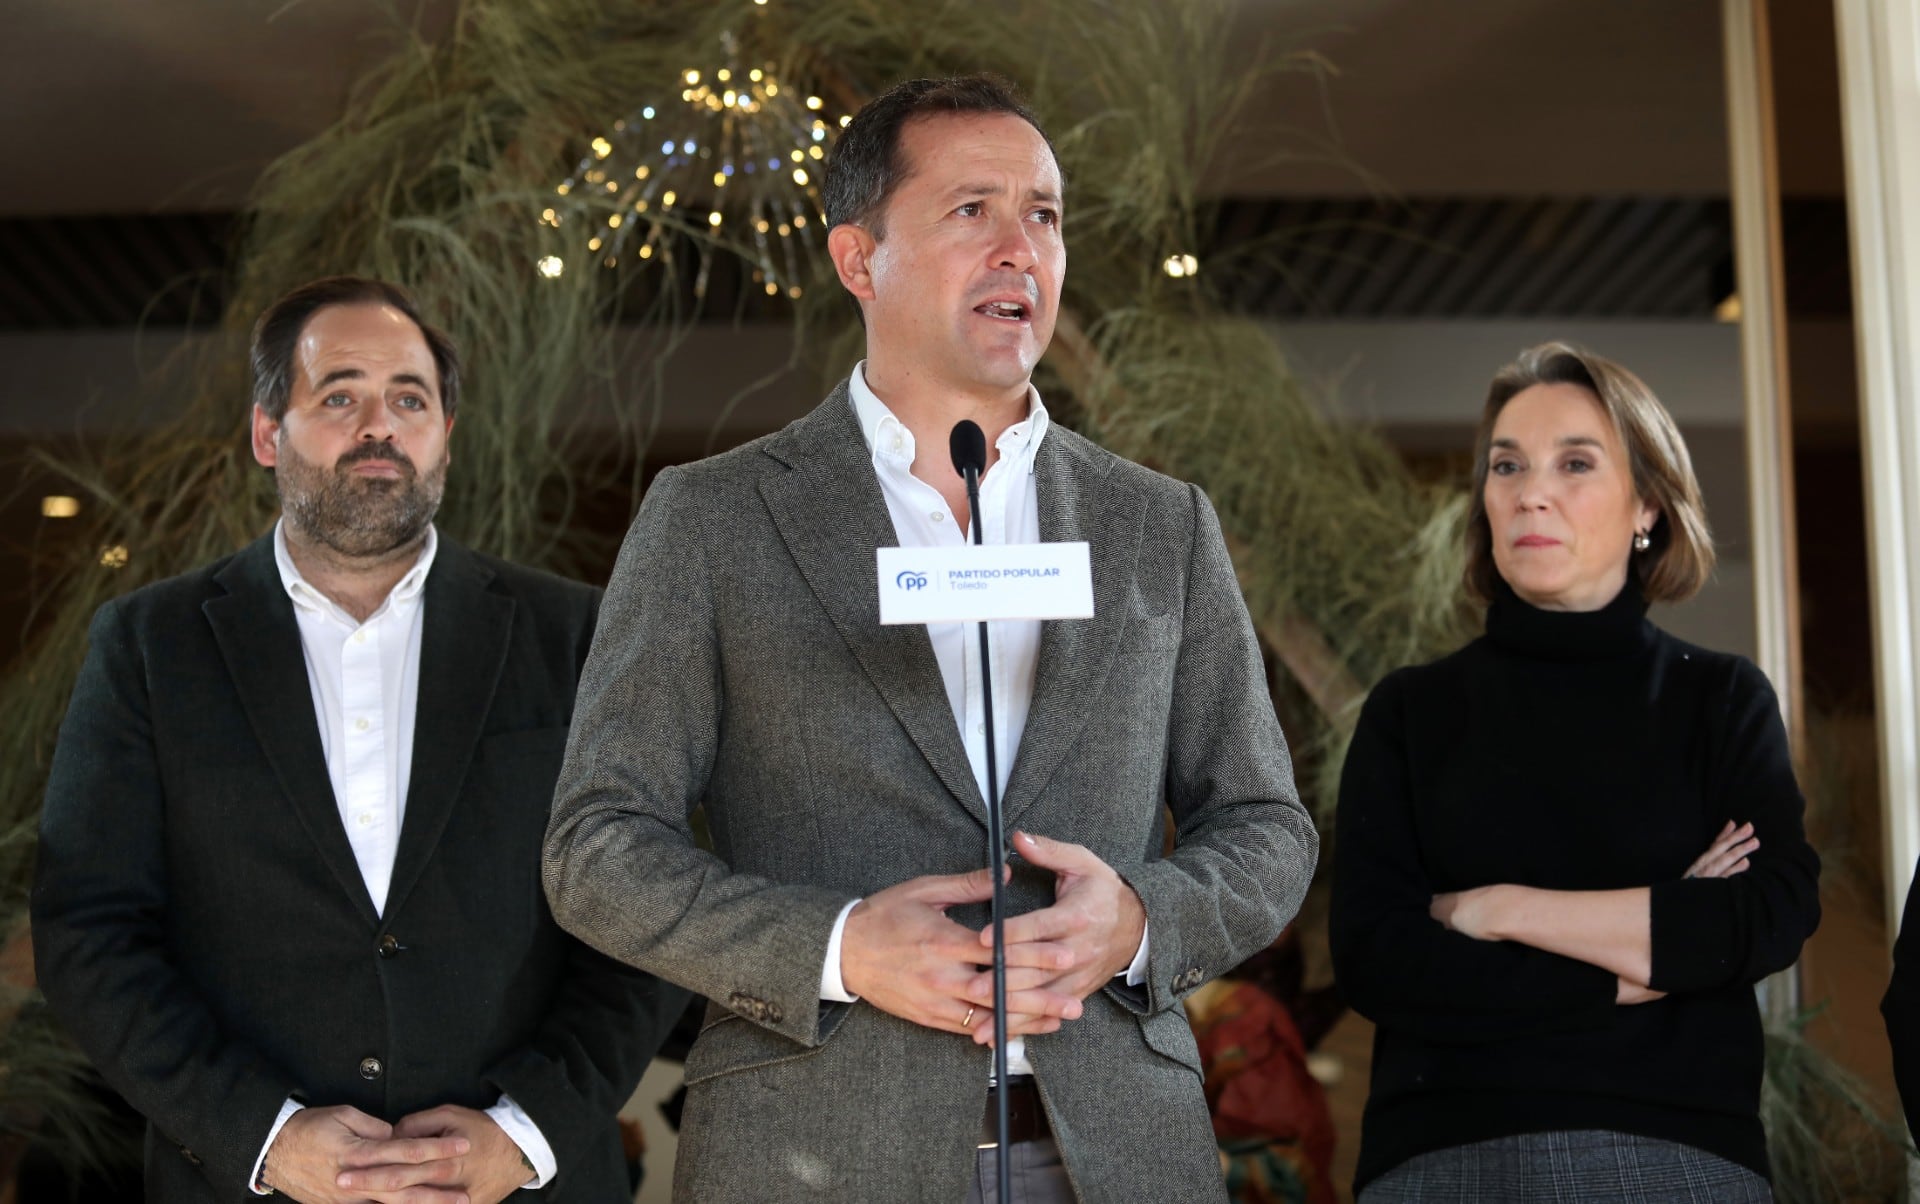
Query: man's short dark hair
823,74,1056,237
249,276,462,422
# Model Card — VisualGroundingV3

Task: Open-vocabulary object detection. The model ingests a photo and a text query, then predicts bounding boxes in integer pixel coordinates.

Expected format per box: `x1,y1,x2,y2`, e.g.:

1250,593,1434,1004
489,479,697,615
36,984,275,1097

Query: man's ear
250,405,280,468
828,223,879,303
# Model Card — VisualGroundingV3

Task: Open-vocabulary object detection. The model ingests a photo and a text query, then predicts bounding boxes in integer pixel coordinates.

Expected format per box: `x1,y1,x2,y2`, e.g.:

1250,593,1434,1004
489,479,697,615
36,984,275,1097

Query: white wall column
1835,0,1920,940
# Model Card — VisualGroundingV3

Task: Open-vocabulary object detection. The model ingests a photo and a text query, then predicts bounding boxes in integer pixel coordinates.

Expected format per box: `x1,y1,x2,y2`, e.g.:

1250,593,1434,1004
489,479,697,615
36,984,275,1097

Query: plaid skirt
1359,1130,1772,1203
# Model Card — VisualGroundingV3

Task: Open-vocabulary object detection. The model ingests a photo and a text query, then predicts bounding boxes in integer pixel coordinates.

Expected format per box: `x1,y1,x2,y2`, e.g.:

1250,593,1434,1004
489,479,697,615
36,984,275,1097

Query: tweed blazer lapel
757,387,987,824
205,535,380,926
384,541,514,919
1001,431,1147,828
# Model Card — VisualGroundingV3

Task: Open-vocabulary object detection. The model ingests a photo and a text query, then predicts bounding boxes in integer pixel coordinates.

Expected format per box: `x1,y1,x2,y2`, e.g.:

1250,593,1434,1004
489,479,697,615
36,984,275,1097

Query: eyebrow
1490,435,1604,451
314,367,436,394
947,182,1064,208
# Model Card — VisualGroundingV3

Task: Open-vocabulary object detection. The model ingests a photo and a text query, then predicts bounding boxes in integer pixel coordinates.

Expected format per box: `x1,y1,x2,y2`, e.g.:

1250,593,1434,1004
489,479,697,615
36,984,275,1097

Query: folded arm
1329,675,1620,1044
1429,660,1819,999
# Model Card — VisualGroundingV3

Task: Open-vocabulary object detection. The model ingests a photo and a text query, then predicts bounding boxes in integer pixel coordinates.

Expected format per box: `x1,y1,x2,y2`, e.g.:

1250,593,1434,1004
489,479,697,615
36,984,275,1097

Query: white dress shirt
250,521,553,1193
819,365,1147,1078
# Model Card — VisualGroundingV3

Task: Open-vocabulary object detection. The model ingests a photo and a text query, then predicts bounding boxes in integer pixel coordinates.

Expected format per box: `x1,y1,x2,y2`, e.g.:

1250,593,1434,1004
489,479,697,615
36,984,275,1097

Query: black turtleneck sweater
1329,583,1822,1191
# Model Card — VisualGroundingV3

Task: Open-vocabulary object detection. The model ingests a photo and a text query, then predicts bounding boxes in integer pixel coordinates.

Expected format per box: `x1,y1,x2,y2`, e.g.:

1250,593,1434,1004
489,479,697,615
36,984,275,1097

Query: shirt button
890,435,905,454
356,812,374,828
354,717,370,733
976,723,986,735
359,1056,383,1080
930,511,945,523
353,631,368,644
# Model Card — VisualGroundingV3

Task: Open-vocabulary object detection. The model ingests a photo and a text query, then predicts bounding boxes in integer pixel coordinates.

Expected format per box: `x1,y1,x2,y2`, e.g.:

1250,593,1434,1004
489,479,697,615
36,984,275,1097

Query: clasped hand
261,1103,531,1204
840,829,1147,1045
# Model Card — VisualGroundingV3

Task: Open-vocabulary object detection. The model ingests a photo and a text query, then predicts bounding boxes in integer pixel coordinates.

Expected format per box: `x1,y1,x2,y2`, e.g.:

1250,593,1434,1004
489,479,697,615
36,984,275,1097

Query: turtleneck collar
1484,576,1656,663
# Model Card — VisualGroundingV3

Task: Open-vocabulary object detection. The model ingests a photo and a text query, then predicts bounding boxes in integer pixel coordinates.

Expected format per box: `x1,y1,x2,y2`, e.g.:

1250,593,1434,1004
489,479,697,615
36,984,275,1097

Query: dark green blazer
34,533,683,1201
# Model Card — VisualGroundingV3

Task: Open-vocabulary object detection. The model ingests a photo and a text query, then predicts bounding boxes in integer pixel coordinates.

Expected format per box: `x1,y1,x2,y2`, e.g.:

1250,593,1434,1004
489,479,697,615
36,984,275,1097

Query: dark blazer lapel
757,387,986,823
205,535,380,926
1002,432,1145,828
383,540,514,919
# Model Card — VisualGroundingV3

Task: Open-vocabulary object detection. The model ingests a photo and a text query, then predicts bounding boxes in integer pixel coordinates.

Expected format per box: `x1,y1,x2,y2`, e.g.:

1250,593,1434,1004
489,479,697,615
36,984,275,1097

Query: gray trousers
1360,1130,1772,1203
964,1138,1076,1204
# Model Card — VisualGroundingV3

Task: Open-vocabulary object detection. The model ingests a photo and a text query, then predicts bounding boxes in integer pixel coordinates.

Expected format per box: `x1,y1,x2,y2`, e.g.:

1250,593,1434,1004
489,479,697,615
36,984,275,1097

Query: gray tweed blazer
544,384,1317,1202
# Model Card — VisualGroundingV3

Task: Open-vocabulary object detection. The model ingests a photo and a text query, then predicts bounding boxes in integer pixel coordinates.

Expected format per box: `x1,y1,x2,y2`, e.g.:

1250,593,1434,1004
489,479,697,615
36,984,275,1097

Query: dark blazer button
178,1145,201,1166
767,1003,785,1024
359,1056,384,1080
377,934,401,959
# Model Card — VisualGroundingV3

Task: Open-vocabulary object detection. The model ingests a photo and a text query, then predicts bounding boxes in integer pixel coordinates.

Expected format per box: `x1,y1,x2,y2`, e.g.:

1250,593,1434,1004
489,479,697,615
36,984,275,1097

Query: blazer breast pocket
1119,609,1180,651
474,726,570,809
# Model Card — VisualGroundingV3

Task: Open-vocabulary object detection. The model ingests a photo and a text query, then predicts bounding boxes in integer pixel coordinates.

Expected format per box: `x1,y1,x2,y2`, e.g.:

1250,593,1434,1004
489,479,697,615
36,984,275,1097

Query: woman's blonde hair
1464,341,1714,605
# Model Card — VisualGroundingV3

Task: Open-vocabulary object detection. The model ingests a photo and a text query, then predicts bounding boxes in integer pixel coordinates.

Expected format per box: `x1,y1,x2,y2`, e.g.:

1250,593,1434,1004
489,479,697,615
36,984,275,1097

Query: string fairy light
544,35,844,301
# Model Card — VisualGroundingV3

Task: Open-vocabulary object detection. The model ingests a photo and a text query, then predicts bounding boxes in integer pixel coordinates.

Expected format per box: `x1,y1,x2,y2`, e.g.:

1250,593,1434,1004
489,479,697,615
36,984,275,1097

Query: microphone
949,418,1011,1195
949,419,988,496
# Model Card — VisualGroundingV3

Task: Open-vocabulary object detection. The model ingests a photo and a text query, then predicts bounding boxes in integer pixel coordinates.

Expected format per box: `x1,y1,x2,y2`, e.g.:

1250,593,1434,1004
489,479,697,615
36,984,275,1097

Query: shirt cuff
821,898,863,1002
251,1098,306,1194
486,1093,555,1189
1122,920,1150,986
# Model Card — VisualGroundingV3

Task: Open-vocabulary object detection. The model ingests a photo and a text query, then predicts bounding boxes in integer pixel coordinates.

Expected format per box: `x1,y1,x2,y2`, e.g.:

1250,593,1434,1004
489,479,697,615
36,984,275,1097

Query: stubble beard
276,440,446,559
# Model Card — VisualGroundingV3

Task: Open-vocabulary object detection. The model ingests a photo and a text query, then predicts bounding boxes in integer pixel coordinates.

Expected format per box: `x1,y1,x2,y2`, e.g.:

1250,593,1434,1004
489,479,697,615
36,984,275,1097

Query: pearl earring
1633,531,1651,552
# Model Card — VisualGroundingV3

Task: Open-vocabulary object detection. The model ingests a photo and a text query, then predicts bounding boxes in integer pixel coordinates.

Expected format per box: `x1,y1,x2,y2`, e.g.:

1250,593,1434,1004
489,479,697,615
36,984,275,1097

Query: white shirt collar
847,360,1050,472
273,518,438,625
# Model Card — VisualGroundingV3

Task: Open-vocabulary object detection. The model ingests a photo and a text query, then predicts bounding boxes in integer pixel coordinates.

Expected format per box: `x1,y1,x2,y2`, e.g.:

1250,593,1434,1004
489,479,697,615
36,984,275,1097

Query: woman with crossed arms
1331,342,1821,1202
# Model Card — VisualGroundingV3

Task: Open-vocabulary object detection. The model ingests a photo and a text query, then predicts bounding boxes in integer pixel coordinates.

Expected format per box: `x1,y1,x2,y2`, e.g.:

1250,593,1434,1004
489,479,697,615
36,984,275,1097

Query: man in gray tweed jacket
544,75,1318,1202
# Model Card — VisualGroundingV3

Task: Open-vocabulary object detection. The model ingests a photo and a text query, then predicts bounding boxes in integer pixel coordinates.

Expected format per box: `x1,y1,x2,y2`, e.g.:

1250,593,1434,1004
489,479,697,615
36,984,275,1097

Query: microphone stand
958,457,1012,1202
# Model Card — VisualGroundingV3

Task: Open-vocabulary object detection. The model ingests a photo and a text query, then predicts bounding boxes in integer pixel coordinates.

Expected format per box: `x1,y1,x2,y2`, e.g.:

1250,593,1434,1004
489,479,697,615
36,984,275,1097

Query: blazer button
359,1056,384,1080
767,1003,785,1024
378,934,402,959
178,1145,202,1167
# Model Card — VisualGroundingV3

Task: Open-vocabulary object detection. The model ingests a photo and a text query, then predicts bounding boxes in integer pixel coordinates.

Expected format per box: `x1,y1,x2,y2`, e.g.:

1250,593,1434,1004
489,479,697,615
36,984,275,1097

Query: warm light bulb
792,168,809,185
591,137,612,159
537,255,564,278
709,211,723,227
41,496,79,518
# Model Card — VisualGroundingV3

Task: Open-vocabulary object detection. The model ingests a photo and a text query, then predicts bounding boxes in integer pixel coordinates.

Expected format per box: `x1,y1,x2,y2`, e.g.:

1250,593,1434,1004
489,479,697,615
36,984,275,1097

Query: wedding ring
962,1007,977,1028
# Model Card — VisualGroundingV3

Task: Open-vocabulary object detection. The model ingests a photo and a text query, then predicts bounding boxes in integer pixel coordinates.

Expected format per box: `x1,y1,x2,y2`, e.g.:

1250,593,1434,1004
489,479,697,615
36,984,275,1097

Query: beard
275,439,446,558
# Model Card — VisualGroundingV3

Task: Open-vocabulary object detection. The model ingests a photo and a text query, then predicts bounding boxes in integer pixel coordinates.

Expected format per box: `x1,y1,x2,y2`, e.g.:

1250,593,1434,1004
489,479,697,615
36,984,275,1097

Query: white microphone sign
877,543,1095,625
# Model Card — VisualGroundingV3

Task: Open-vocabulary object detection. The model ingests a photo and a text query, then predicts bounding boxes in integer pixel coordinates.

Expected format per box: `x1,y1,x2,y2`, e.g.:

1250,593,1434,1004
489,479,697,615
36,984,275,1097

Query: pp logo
895,570,929,591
